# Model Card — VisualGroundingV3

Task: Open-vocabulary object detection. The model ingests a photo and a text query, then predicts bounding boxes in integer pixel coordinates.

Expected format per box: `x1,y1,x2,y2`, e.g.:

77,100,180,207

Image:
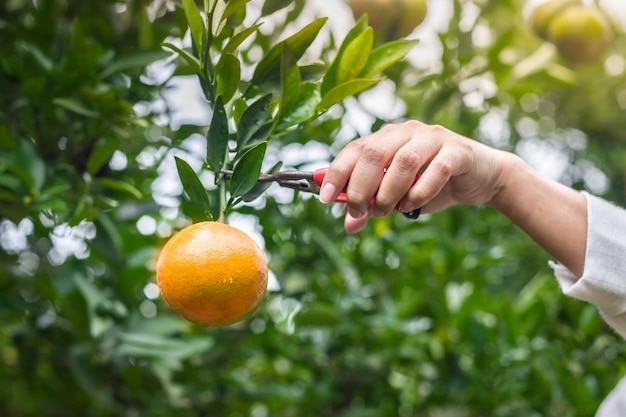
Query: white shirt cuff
551,192,626,337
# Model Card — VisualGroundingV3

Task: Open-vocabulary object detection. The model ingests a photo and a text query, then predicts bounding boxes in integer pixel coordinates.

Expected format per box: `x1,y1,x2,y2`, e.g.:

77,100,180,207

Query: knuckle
372,204,391,217
372,198,394,215
361,143,387,165
345,139,364,152
394,149,421,172
379,122,397,133
347,190,370,208
428,124,448,136
402,120,425,130
457,137,474,155
345,187,374,212
329,163,352,179
430,158,453,178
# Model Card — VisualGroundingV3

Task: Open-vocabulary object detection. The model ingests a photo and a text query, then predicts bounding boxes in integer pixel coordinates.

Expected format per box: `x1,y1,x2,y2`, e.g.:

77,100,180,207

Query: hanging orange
156,221,268,327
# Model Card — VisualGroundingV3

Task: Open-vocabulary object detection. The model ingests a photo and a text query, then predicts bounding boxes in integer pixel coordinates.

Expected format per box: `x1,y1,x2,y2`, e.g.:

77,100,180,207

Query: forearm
488,153,588,277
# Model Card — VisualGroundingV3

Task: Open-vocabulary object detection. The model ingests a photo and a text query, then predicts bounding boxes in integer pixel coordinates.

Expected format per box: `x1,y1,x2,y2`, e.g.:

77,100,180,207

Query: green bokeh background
1,0,625,416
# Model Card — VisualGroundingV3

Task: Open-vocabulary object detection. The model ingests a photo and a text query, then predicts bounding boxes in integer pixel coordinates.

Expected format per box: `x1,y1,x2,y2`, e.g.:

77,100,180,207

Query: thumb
344,210,371,234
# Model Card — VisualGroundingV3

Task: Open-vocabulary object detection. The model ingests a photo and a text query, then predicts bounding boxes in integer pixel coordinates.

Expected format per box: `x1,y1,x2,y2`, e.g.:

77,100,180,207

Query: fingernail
400,203,413,213
319,183,336,204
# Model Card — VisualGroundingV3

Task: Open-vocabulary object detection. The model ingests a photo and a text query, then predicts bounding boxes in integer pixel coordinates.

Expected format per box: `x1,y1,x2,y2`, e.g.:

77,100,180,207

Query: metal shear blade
220,169,320,194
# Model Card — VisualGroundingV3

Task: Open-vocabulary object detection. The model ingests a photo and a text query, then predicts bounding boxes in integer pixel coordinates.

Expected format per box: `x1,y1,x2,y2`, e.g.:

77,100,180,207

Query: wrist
485,151,530,213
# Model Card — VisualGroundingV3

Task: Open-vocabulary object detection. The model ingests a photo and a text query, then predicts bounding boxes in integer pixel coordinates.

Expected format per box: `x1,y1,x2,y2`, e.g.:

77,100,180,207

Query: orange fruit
547,5,611,63
348,0,427,41
530,0,581,40
156,221,268,327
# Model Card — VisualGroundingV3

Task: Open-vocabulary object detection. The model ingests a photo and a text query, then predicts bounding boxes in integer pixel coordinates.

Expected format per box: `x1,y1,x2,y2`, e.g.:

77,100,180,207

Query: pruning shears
221,167,421,219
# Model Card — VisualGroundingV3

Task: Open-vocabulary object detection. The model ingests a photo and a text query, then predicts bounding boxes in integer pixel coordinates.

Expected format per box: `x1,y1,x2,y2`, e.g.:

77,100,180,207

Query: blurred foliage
1,0,626,416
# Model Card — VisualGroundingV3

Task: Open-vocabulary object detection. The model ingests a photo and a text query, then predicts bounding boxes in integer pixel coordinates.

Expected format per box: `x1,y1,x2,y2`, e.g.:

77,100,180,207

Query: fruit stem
218,179,227,223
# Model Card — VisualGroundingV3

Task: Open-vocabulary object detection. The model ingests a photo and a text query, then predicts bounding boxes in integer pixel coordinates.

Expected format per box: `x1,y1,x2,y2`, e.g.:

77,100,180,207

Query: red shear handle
312,168,328,187
313,168,422,218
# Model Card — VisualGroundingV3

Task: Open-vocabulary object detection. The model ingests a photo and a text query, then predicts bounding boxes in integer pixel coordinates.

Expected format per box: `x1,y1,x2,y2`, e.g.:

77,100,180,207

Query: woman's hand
319,121,515,233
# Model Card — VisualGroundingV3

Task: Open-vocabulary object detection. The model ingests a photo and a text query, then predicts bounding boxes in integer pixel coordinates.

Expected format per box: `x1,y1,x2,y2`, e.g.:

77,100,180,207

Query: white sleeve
551,192,626,339
595,376,626,417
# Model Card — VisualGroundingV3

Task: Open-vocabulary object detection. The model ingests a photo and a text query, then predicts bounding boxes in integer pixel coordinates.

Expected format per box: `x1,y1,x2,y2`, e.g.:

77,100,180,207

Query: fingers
368,123,457,216
321,123,425,217
345,134,396,217
373,130,442,216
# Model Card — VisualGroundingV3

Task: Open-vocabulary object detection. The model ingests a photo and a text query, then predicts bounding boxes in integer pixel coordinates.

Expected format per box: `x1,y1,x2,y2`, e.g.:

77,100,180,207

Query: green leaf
545,64,578,86
232,97,247,126
223,24,261,55
95,212,124,262
11,138,46,191
93,178,143,199
359,39,419,78
38,183,72,200
74,274,126,337
0,189,17,203
174,156,212,220
206,96,229,172
251,17,327,86
336,27,373,84
95,195,119,209
321,15,369,95
69,197,97,226
215,53,240,103
209,0,227,37
245,121,273,148
0,124,16,150
0,174,25,194
126,314,190,337
100,49,171,78
223,0,250,22
279,44,299,104
294,303,341,327
53,98,101,118
229,141,267,201
87,138,122,175
275,82,321,131
35,197,69,214
198,73,213,102
181,0,206,54
242,160,282,202
261,0,293,15
317,78,381,113
17,41,53,71
274,46,321,130
116,333,213,361
301,63,327,82
510,42,557,81
161,42,202,74
237,93,273,150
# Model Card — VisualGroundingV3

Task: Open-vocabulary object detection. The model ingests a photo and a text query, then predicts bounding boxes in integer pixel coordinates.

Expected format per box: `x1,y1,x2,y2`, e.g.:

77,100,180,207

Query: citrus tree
1,0,626,416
